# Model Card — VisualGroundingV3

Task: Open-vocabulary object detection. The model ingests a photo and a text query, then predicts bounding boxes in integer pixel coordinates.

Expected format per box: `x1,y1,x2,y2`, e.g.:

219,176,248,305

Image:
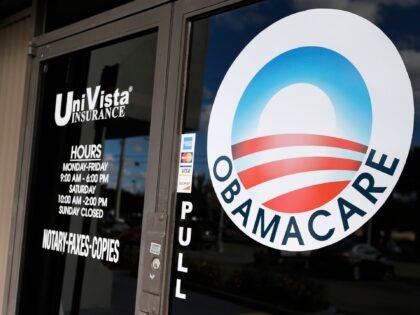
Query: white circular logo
207,9,414,251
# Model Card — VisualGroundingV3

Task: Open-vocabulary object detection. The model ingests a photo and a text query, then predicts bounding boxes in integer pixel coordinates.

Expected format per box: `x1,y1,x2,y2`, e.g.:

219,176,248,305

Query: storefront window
18,32,157,315
170,1,420,314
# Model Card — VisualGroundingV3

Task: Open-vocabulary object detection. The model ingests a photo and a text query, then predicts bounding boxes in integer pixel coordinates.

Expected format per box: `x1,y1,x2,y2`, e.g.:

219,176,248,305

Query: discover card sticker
177,134,196,193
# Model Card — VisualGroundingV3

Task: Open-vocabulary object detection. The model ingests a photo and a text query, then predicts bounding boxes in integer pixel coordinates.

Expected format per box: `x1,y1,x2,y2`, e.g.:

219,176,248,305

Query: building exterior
0,1,419,315
0,6,32,314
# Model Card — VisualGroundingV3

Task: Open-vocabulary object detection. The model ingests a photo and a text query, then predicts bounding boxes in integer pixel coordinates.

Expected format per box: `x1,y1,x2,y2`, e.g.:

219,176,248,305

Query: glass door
15,5,170,315
167,1,420,315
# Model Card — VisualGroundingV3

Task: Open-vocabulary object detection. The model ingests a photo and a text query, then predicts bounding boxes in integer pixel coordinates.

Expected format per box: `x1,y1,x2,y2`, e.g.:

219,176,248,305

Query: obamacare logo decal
207,9,414,251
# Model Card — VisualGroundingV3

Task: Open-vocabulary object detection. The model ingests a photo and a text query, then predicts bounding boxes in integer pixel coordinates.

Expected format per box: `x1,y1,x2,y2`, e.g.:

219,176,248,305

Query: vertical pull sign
174,201,193,300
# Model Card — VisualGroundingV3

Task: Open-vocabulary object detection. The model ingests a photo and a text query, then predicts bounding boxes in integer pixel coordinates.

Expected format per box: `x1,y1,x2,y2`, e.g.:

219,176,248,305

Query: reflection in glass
18,33,157,315
170,1,420,315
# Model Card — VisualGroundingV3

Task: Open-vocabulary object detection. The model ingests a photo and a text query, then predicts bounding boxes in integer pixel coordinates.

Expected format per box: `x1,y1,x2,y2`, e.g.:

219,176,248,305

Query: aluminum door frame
158,1,259,314
3,0,262,314
3,3,173,315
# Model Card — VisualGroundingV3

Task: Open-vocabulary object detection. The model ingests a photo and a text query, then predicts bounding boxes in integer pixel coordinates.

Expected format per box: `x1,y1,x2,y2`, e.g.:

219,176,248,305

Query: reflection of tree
100,185,144,222
190,174,231,249
182,254,328,313
190,174,218,219
181,172,330,313
367,148,420,261
188,173,257,245
97,185,144,272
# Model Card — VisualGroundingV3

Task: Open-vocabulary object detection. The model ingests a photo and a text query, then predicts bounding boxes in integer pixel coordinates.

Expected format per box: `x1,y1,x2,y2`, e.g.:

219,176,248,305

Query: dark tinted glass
18,32,157,315
170,1,420,314
45,0,134,32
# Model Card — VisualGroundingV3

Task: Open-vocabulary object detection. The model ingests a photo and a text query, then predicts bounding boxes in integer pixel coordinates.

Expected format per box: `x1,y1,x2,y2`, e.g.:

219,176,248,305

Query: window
169,1,420,314
18,32,158,315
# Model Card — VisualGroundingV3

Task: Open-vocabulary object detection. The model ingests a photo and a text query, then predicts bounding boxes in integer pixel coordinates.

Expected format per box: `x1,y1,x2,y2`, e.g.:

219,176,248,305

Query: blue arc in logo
230,46,373,213
231,46,372,146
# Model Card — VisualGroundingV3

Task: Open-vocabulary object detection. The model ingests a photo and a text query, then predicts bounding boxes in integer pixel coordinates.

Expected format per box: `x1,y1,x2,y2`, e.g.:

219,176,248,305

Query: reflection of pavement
171,289,337,315
180,243,420,315
171,290,267,315
186,275,420,315
185,243,259,265
79,270,137,315
319,276,420,315
394,261,420,279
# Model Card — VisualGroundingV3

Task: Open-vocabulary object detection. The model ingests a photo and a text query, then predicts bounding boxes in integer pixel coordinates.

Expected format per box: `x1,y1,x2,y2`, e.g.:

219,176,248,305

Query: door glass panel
18,31,157,315
170,1,420,314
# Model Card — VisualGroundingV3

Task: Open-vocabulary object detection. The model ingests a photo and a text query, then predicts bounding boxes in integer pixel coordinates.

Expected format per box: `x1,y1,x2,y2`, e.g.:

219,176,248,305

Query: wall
0,10,32,313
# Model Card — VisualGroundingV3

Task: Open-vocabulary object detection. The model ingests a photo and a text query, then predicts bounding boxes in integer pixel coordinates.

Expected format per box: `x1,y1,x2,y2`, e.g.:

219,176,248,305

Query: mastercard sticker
181,152,193,164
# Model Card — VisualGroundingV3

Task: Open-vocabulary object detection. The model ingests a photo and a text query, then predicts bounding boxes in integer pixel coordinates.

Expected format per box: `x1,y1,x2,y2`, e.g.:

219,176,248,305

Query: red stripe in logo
232,134,368,160
238,156,361,189
263,181,350,213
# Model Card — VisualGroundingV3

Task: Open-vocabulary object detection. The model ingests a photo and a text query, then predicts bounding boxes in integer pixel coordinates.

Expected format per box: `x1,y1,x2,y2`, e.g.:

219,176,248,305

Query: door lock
151,257,160,270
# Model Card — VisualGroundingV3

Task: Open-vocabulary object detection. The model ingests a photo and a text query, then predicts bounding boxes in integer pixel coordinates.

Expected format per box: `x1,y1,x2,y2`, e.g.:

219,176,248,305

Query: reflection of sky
188,0,420,180
103,136,149,194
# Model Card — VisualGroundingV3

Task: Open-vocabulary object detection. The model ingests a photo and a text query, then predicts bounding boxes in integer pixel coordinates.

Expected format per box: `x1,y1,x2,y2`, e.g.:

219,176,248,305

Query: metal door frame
3,0,262,314
158,1,259,314
3,2,173,315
